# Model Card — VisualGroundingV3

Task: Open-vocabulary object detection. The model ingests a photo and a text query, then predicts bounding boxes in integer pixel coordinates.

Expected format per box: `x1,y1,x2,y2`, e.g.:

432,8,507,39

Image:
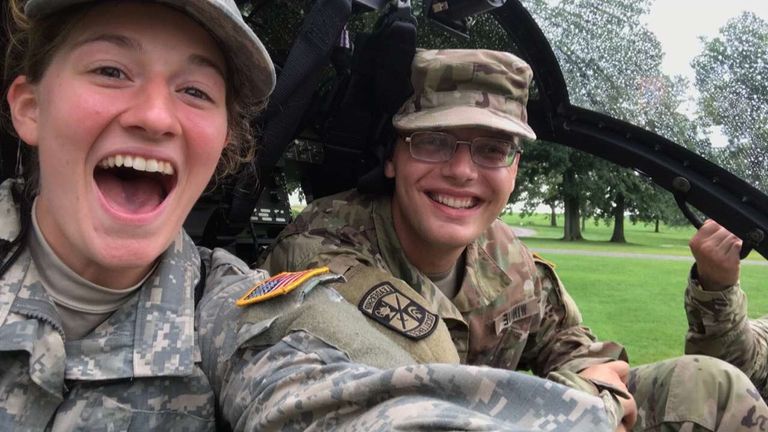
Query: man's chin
428,230,481,251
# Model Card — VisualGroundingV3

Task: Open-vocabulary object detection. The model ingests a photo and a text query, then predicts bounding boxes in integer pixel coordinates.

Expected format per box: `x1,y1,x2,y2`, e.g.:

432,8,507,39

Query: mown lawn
502,213,768,366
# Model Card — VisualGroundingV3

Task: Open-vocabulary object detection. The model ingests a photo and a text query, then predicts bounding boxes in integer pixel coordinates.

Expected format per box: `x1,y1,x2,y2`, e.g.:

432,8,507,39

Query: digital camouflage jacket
0,180,621,431
261,189,626,375
685,276,768,399
0,182,218,430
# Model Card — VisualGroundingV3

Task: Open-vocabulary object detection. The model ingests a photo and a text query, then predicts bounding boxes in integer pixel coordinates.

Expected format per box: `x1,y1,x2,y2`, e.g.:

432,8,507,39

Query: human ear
7,76,40,147
384,158,396,179
384,138,404,179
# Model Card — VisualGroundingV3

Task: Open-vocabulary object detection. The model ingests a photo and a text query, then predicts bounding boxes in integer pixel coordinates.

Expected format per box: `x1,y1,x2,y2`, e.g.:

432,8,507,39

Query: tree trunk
655,218,660,233
563,196,583,240
610,193,626,243
549,204,557,227
563,168,583,241
581,214,586,231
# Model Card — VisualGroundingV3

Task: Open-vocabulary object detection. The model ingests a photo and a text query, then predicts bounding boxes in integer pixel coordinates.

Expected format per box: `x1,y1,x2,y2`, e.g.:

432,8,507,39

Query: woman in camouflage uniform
0,0,273,428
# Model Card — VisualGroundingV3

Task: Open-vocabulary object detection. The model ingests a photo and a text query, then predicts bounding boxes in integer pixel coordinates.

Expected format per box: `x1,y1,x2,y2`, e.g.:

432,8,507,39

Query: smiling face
7,3,228,288
385,128,519,272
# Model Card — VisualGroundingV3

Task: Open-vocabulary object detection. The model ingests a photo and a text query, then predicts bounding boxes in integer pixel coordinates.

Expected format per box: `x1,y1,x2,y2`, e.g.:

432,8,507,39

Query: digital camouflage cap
393,49,536,139
24,0,276,103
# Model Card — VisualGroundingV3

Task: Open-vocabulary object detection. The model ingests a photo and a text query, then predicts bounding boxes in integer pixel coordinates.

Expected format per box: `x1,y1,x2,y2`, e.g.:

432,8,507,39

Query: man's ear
6,76,40,147
384,138,402,179
384,158,395,179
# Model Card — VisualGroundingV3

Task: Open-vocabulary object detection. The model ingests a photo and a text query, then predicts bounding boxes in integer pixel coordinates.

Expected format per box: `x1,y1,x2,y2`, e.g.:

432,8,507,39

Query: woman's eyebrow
188,54,226,81
69,33,225,79
69,33,141,52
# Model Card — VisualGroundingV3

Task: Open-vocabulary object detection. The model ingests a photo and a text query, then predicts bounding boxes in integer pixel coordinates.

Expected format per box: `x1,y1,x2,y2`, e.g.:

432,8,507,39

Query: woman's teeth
98,155,174,175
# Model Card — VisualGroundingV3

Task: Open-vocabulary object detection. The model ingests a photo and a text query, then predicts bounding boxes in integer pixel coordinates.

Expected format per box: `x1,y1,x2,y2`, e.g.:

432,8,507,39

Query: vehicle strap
224,0,353,232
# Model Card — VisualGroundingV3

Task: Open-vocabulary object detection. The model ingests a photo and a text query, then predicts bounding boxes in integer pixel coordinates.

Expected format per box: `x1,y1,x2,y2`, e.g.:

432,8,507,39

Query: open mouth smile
428,192,478,209
94,154,177,215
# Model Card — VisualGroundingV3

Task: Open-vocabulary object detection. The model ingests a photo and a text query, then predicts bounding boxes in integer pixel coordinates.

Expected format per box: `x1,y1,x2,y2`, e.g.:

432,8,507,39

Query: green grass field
502,213,768,365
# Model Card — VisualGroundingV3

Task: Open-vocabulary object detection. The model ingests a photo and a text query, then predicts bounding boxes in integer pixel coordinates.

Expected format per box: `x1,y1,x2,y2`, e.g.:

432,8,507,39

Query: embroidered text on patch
358,282,438,340
494,297,539,335
236,267,330,306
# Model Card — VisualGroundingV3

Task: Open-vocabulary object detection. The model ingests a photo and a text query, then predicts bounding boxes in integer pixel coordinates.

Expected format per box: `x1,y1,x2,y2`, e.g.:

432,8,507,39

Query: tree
517,0,686,241
692,12,768,192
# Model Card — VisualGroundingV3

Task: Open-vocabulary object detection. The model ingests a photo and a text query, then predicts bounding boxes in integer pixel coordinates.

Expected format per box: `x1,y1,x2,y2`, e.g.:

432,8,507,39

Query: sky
644,0,768,81
642,1,768,147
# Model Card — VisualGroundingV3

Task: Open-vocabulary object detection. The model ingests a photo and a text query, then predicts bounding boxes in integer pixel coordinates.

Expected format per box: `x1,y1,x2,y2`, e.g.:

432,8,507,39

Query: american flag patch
236,267,330,307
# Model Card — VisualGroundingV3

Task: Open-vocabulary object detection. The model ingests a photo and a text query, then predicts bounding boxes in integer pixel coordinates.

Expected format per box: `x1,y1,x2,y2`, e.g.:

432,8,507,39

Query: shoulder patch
532,252,556,269
358,282,438,340
236,267,330,307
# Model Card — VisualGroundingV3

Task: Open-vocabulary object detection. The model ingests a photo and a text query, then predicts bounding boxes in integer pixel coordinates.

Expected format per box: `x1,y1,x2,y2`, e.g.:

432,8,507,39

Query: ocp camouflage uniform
260,48,768,431
685,275,768,400
261,189,624,374
0,178,624,431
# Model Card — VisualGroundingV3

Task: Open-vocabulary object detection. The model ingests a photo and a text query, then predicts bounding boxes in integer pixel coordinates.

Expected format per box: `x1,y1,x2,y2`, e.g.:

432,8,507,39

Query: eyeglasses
404,131,522,168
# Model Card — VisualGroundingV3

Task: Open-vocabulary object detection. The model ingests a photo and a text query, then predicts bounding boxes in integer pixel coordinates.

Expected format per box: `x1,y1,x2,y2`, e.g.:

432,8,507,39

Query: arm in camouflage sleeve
259,229,376,274
685,277,768,398
520,261,627,377
197,267,622,431
684,219,768,397
218,331,621,431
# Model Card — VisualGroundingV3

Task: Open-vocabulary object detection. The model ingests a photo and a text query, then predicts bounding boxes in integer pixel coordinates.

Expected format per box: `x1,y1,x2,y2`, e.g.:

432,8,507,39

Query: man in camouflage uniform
686,219,768,400
262,49,768,430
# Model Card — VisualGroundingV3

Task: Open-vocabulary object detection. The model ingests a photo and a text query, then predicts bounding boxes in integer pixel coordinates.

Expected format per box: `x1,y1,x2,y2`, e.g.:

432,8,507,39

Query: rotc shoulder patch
358,282,438,340
236,267,330,307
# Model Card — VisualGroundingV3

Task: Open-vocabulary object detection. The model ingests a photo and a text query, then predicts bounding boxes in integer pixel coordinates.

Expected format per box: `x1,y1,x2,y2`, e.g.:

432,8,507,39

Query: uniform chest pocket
50,395,133,432
492,318,532,370
50,374,215,432
0,354,63,431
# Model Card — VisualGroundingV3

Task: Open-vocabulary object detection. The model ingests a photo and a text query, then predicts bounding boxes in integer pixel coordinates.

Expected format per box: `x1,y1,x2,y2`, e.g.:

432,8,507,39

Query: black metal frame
493,1,768,258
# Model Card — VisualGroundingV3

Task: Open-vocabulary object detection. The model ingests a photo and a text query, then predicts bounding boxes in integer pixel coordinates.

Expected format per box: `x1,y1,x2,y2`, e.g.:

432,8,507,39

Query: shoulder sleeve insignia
236,267,330,307
358,282,438,340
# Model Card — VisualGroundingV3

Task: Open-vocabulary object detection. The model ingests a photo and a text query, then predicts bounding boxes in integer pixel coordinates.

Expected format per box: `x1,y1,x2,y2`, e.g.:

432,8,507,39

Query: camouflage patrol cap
393,49,536,139
24,0,276,103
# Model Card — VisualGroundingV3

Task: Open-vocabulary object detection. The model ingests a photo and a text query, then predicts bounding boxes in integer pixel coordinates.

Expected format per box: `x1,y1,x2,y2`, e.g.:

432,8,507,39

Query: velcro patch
358,282,438,340
236,267,330,307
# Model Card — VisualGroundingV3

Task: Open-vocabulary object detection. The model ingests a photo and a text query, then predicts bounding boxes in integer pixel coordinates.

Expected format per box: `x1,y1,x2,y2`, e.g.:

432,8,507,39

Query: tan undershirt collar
425,252,466,300
29,199,148,339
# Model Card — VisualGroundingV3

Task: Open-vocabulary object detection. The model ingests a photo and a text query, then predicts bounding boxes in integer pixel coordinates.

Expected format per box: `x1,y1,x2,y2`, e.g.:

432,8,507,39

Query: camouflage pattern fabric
0,178,622,431
261,188,768,431
260,189,626,375
627,355,768,431
196,263,623,431
392,49,537,139
2,171,764,431
685,275,768,400
0,179,218,430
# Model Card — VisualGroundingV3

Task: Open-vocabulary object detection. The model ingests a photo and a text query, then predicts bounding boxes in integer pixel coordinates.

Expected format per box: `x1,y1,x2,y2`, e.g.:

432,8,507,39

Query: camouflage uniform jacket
685,275,768,399
0,180,220,431
0,180,621,431
262,189,625,376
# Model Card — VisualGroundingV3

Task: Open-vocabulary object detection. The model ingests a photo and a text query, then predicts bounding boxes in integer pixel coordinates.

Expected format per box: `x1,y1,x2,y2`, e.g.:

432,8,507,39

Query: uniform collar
372,195,520,314
0,179,22,243
0,231,200,381
372,195,466,324
64,231,200,379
